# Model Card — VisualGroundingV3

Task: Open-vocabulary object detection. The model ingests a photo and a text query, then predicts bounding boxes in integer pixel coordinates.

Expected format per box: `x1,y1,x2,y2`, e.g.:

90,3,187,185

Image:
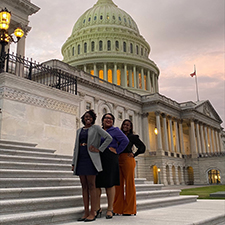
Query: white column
212,129,217,154
219,131,224,153
94,63,97,77
200,123,206,154
180,167,185,185
16,36,26,77
147,70,151,91
142,113,150,151
129,69,132,87
155,111,163,154
152,72,155,92
174,166,180,185
204,126,209,154
133,66,137,88
179,120,185,155
104,63,107,80
190,120,198,157
124,64,127,87
168,165,174,185
84,64,87,72
208,127,212,154
215,130,220,154
174,119,180,154
162,114,169,152
136,68,140,89
114,63,117,84
196,122,202,154
168,116,174,153
155,75,159,92
141,68,145,90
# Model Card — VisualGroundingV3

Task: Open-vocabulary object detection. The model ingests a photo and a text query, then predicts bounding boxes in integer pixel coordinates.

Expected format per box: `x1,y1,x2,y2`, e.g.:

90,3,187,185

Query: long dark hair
101,113,115,127
121,119,133,134
81,109,97,125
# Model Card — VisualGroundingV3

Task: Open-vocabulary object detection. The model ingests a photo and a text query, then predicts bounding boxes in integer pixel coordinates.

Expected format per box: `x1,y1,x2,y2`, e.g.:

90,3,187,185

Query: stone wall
0,73,80,155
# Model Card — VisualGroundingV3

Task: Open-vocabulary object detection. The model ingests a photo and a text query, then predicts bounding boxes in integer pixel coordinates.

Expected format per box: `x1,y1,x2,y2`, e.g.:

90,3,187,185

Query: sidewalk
62,200,225,225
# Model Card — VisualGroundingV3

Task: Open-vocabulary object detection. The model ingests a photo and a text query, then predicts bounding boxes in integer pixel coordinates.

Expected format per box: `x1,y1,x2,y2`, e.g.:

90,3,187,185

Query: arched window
99,40,103,51
130,43,133,53
103,108,107,114
78,44,80,55
91,41,95,52
107,40,111,51
115,41,119,51
123,42,126,52
100,15,103,20
84,42,87,53
72,47,75,56
136,45,139,55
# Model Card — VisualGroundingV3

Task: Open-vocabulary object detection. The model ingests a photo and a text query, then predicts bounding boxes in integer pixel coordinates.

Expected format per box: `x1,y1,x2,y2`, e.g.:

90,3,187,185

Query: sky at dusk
12,0,225,127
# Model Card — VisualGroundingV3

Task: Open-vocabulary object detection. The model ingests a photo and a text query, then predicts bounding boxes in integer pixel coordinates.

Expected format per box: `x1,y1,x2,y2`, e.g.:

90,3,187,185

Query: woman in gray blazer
72,110,112,222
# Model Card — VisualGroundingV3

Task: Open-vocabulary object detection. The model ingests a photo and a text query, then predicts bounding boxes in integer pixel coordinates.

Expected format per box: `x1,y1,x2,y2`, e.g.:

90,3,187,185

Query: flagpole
194,65,200,101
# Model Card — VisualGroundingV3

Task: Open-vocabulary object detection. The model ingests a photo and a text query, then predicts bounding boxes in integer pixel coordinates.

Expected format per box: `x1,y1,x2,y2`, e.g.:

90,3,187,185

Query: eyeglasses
104,117,113,120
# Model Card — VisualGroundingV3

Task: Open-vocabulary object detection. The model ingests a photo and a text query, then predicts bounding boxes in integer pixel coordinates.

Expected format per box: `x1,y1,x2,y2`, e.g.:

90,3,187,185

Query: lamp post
158,168,161,184
0,8,24,70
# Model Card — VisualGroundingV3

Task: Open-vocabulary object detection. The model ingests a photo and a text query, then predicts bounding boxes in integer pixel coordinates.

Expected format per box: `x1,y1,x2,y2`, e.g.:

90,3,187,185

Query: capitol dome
62,0,160,94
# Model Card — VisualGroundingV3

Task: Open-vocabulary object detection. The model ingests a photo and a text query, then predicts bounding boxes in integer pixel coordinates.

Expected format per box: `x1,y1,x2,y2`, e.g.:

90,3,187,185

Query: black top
121,133,146,157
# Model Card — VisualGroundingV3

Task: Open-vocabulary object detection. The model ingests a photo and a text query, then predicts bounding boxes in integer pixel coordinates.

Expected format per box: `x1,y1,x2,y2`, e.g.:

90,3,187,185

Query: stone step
0,196,198,225
0,190,181,215
0,169,73,178
0,143,55,153
0,154,71,164
0,178,80,188
0,161,71,170
0,149,71,159
0,184,172,201
0,139,37,147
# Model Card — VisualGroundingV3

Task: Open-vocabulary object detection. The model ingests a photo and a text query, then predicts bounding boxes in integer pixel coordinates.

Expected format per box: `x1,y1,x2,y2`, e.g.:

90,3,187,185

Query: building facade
1,0,224,185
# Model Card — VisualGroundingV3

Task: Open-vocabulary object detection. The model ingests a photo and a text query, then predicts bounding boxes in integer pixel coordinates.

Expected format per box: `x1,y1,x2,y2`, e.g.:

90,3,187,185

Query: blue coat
72,125,112,173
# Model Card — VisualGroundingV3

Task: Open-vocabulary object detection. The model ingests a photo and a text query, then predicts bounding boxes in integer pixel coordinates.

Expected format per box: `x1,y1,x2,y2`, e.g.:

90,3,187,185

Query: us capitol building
1,0,224,185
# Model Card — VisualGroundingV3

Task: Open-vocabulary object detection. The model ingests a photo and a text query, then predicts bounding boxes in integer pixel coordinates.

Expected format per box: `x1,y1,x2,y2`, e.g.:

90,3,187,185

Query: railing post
28,60,32,80
6,49,9,72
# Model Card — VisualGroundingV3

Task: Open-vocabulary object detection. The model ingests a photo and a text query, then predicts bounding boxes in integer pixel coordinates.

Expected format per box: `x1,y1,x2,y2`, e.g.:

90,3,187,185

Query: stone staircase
0,140,198,225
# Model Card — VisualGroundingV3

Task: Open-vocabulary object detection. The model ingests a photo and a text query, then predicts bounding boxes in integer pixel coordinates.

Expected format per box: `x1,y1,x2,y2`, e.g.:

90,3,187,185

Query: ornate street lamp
0,7,24,63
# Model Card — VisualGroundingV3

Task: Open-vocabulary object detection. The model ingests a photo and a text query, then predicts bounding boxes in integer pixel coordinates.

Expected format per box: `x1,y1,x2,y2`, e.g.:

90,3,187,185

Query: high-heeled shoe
84,217,96,222
77,217,86,221
106,210,113,219
95,208,102,218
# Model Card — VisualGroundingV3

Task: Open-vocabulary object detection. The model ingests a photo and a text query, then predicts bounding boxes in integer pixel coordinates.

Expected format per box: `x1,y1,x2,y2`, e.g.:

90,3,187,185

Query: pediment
195,100,222,123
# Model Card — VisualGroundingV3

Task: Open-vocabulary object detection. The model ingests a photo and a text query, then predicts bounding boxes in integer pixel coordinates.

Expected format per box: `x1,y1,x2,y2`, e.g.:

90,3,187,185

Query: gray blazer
72,124,112,173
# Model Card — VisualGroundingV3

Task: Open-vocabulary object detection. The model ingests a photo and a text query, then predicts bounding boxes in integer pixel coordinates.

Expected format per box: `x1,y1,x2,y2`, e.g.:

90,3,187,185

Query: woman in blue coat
72,110,112,222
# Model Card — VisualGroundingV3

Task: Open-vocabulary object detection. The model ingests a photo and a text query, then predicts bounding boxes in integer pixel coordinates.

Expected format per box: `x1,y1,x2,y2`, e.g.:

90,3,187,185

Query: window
115,41,119,51
118,112,123,120
83,19,85,23
119,16,121,21
136,45,139,55
130,43,133,53
86,102,91,110
103,108,107,114
88,17,91,22
123,42,126,52
124,18,127,23
107,40,111,51
78,44,80,54
94,16,97,20
113,15,115,20
100,15,103,20
72,47,75,56
107,15,109,20
99,40,103,51
84,42,87,53
91,41,95,52
129,115,133,122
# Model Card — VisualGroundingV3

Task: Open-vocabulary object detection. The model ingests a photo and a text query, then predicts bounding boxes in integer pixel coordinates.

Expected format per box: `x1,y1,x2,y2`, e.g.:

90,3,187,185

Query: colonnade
154,112,223,157
81,63,159,92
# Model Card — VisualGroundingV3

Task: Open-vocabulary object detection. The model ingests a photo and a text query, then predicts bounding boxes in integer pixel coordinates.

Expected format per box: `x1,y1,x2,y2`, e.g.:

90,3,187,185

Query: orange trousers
113,153,136,215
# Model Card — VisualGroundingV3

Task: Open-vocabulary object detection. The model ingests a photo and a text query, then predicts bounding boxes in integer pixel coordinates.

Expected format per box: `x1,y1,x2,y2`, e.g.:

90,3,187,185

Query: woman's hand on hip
109,147,117,154
89,145,100,153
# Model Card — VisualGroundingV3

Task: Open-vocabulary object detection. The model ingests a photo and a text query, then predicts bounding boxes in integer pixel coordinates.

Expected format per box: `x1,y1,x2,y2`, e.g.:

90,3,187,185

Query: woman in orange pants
113,119,146,216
